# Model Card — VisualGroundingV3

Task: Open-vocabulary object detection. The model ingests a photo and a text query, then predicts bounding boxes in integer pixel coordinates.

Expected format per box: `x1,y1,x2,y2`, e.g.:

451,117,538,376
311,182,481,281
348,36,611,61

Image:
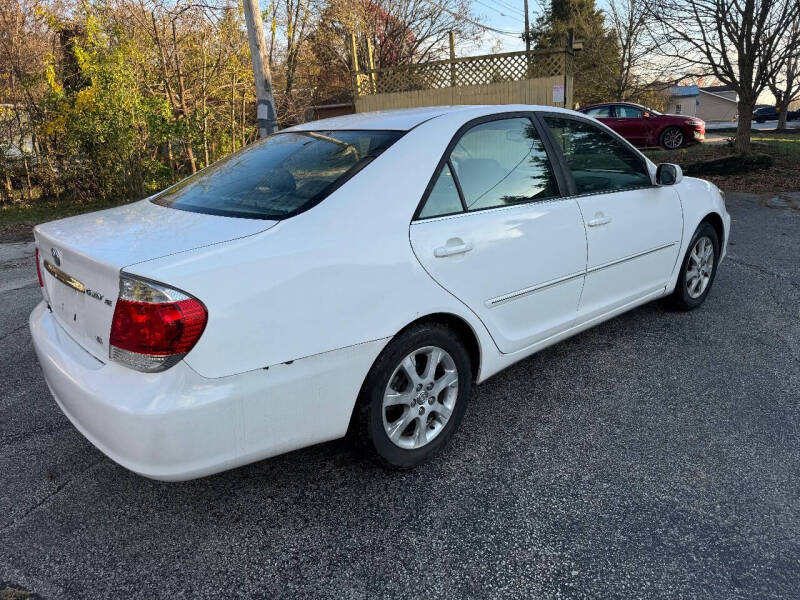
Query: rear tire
660,127,685,150
671,222,720,310
356,322,472,469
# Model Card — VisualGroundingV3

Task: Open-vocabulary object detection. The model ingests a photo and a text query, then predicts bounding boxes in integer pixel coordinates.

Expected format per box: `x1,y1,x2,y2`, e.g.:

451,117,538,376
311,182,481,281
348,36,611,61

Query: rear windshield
153,130,404,219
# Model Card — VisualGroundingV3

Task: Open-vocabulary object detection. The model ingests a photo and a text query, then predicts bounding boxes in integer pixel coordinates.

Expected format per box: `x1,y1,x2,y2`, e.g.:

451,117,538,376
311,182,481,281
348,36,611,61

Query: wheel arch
660,125,684,148
391,312,482,383
700,211,725,247
347,311,484,432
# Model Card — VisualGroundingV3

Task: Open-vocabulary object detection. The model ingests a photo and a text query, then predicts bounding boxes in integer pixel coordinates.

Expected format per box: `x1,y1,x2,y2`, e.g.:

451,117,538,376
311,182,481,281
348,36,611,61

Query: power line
491,0,526,17
474,0,521,19
423,0,523,36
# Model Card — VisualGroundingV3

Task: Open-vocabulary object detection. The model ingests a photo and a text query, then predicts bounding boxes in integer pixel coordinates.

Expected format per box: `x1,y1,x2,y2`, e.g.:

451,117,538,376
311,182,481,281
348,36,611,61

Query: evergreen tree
532,0,619,106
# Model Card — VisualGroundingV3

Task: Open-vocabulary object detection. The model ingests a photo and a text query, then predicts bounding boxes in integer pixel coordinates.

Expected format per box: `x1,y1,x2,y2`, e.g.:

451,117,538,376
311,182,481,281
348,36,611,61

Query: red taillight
35,247,44,287
110,298,206,355
109,275,207,372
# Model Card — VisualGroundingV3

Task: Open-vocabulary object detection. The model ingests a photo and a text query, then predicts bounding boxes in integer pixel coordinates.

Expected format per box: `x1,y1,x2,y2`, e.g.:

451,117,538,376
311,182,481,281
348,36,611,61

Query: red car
579,102,705,150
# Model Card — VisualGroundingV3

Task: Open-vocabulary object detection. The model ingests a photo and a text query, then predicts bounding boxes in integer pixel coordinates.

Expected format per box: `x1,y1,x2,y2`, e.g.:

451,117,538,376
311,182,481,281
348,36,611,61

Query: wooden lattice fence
352,46,574,113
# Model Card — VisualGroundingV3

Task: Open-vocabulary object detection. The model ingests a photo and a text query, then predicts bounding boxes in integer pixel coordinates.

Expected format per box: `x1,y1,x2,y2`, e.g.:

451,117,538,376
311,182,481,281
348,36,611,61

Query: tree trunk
734,98,754,154
202,34,210,167
171,21,197,174
776,102,789,131
231,70,237,152
167,142,176,179
3,171,12,201
241,89,246,147
22,157,33,202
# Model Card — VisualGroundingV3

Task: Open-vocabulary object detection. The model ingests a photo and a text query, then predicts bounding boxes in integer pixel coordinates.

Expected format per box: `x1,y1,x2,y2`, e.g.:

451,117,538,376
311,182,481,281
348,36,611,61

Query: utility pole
242,0,278,137
524,0,530,52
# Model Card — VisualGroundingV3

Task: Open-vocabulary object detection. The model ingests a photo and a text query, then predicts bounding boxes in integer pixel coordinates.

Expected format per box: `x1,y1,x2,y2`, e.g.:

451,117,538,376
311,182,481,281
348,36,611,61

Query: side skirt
478,287,668,383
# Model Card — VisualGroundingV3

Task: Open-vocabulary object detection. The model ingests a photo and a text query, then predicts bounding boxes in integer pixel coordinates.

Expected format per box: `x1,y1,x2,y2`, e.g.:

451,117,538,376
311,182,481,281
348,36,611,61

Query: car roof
581,101,645,110
285,104,577,132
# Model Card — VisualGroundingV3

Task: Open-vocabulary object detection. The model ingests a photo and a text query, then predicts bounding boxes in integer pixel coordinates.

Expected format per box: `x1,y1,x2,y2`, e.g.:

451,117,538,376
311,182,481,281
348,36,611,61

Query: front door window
542,116,652,194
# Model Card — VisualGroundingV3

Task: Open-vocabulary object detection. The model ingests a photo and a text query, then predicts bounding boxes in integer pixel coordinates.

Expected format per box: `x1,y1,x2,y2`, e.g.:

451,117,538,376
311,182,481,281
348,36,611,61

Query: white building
666,85,738,122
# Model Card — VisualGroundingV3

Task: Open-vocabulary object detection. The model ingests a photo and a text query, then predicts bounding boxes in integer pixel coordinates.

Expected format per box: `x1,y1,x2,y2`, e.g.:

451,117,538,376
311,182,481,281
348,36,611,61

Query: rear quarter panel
126,116,499,380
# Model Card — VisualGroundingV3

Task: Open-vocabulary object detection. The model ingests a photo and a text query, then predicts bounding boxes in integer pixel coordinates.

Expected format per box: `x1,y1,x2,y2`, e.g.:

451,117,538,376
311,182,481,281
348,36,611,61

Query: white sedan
30,105,730,480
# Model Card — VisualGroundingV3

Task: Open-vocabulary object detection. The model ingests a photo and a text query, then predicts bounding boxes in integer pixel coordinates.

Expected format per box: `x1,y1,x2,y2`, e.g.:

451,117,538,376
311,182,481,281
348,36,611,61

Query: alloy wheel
663,128,684,149
382,346,459,450
686,236,715,299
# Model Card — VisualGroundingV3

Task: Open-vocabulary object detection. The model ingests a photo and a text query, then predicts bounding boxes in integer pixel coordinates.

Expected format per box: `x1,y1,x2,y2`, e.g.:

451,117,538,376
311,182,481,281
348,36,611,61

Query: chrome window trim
410,194,576,225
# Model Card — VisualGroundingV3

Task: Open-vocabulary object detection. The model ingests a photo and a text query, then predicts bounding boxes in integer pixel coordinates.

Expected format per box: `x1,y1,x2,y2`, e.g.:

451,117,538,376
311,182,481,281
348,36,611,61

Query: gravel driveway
1,192,798,599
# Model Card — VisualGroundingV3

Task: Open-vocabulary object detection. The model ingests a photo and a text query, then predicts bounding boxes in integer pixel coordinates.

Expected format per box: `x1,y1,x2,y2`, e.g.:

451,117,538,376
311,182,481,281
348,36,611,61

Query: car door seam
669,187,687,285
406,224,503,354
572,197,590,310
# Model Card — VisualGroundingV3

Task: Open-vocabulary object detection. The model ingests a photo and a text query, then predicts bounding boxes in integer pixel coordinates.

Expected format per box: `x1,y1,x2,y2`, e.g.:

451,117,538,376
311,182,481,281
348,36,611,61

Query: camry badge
51,247,62,267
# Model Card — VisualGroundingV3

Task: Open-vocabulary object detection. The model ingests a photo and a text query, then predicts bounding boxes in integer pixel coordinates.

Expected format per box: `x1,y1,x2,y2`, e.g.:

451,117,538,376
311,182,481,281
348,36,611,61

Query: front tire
672,222,720,310
357,322,472,468
660,127,685,150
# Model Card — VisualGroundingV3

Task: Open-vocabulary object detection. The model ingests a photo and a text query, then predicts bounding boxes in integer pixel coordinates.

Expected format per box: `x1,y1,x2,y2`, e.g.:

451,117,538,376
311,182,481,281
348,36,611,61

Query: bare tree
648,0,800,153
282,0,316,95
607,0,680,102
768,24,800,131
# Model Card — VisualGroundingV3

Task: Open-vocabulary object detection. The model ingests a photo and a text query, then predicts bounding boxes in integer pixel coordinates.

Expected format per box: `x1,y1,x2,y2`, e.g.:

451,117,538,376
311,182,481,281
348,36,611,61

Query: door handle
587,213,612,227
434,241,474,257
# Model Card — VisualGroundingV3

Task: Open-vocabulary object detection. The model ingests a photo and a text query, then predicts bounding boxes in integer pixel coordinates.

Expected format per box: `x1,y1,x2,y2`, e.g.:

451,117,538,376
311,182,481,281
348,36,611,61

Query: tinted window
449,117,558,211
586,106,612,118
616,105,643,118
154,130,403,219
419,163,463,218
543,116,652,194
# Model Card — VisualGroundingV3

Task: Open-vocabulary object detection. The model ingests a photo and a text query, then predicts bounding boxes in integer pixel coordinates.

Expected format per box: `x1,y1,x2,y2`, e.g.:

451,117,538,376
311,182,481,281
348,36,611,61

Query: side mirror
656,163,683,185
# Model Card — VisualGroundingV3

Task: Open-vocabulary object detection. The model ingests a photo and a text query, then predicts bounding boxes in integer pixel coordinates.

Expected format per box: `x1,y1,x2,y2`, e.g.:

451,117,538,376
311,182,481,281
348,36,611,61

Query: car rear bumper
30,301,386,481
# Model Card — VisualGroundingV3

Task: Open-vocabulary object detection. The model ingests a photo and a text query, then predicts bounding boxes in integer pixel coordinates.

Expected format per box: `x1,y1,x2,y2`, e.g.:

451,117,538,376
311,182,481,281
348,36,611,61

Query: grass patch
750,133,800,158
0,584,36,600
643,132,800,193
0,197,131,227
0,197,133,242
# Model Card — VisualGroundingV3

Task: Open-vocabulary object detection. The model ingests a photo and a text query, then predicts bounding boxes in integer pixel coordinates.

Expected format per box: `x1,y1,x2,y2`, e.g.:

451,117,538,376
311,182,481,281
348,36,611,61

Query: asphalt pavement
1,192,798,599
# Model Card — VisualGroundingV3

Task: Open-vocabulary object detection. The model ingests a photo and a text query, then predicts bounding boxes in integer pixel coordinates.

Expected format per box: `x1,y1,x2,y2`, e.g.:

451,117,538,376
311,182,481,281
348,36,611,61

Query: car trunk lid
34,199,276,361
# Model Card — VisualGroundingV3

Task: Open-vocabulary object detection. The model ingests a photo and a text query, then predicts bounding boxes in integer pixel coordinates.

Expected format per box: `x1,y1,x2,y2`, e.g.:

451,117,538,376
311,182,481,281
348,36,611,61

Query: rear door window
451,118,559,211
416,117,559,219
154,130,403,219
418,163,464,218
616,106,644,118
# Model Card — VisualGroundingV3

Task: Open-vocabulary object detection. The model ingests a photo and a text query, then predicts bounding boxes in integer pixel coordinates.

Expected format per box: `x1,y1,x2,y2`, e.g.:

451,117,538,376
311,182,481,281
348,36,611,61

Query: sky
465,0,775,104
466,0,532,55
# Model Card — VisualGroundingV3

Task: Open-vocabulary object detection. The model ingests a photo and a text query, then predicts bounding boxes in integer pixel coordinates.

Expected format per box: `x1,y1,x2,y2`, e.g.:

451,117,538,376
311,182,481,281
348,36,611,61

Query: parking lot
1,192,798,599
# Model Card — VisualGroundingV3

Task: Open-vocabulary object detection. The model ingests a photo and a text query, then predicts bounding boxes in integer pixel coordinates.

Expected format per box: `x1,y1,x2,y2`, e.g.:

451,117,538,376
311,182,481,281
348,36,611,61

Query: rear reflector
109,275,207,372
35,248,44,287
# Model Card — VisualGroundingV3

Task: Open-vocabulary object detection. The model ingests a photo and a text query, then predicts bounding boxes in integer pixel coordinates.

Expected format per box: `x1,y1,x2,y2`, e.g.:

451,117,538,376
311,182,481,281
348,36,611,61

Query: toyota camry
30,105,730,480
